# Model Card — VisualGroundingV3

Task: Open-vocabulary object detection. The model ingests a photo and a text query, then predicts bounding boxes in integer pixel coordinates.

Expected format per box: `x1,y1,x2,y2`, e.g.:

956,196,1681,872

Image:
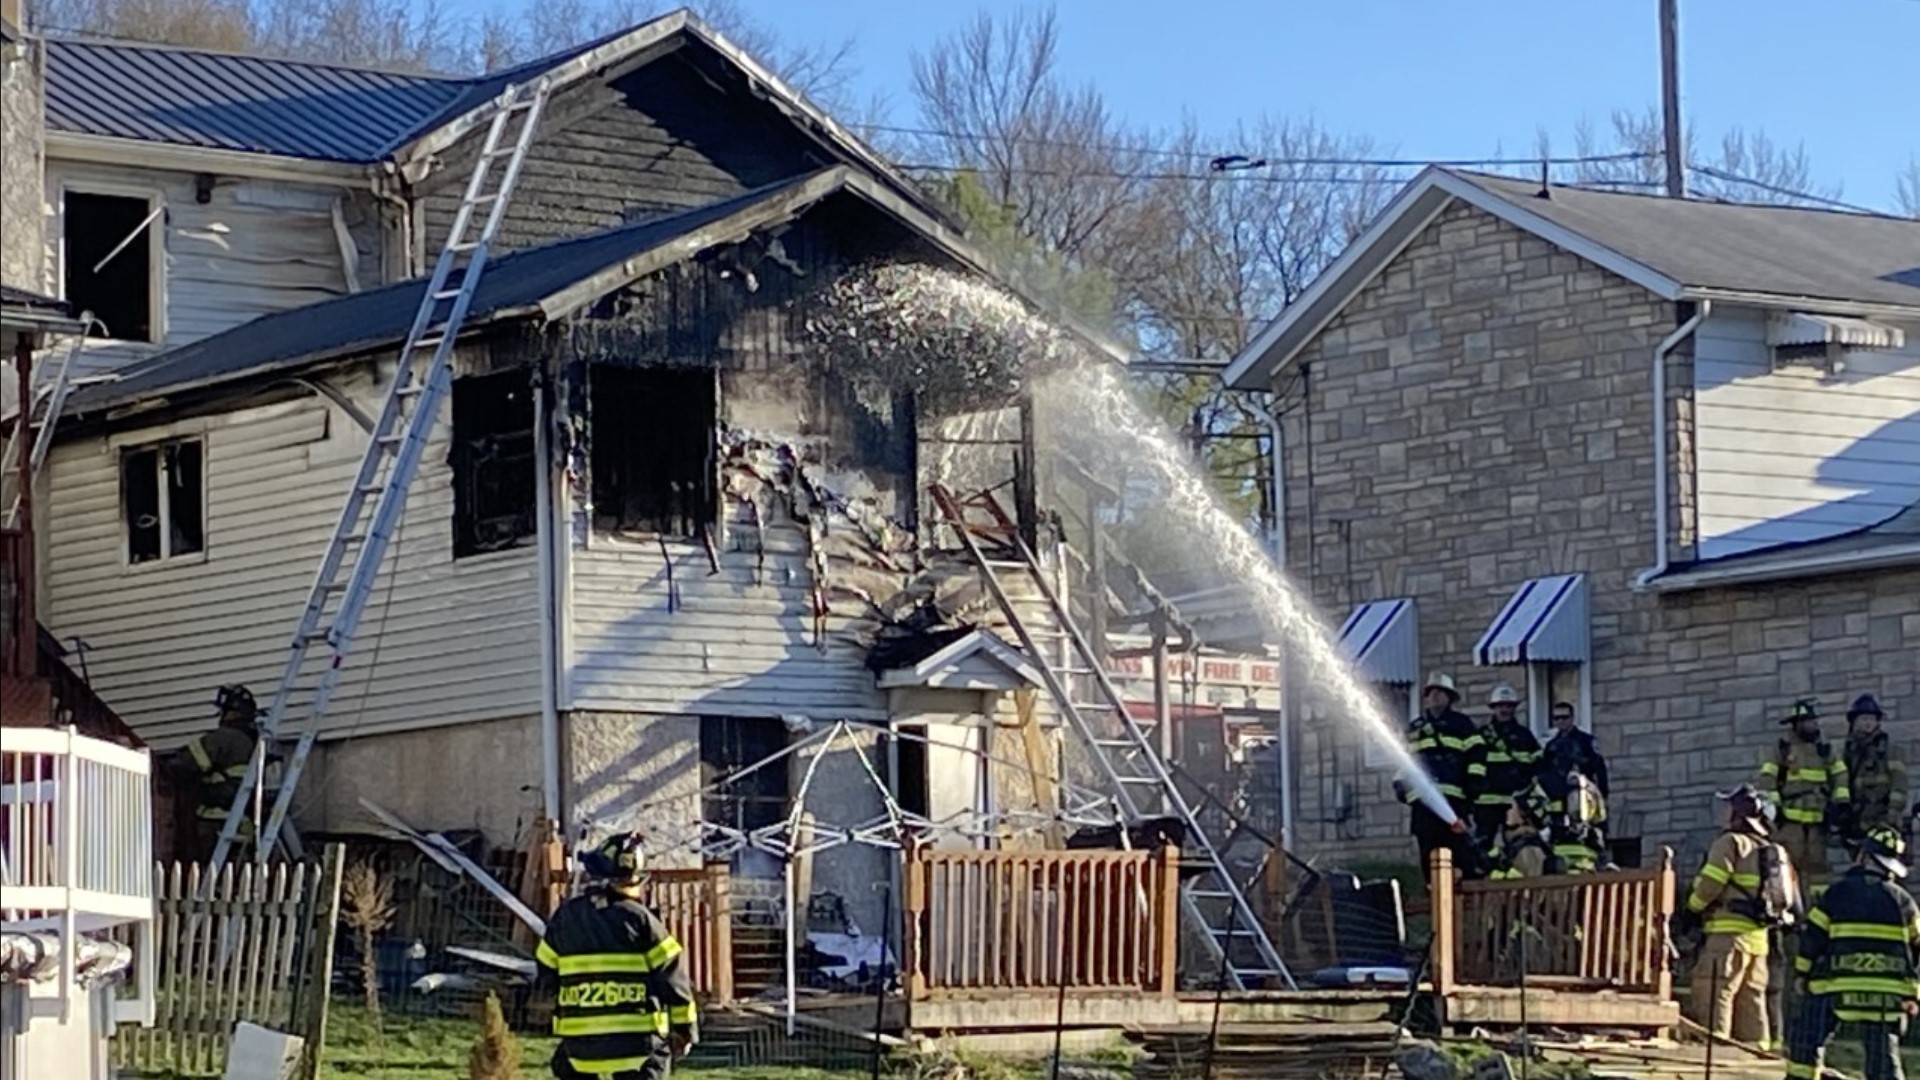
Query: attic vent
1767,311,1905,375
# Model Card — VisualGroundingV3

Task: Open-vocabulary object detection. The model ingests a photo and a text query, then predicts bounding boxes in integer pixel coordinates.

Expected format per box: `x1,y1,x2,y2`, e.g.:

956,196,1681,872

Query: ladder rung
396,384,424,398
449,241,480,253
1189,890,1235,900
412,335,447,350
432,288,463,300
356,484,385,495
302,627,336,642
1093,739,1135,749
1211,927,1262,938
376,434,405,446
1117,775,1161,784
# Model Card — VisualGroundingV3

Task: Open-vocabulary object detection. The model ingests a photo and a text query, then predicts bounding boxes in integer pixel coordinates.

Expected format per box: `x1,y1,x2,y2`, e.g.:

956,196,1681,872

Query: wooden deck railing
644,864,734,1003
902,845,1180,999
1430,847,1676,998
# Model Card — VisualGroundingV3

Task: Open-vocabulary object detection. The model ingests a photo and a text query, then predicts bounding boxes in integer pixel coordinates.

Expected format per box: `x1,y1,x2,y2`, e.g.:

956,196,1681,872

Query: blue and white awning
1474,575,1589,666
1336,599,1419,685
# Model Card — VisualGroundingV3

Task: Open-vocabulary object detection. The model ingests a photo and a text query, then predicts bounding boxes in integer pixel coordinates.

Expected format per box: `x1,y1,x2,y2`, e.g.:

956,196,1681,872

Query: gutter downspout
1251,398,1292,851
1633,300,1710,591
534,365,563,825
370,164,418,280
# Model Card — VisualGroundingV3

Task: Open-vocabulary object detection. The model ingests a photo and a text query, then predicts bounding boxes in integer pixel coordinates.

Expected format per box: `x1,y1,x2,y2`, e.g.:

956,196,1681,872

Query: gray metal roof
0,285,70,312
43,29,628,163
1457,171,1920,310
64,173,824,415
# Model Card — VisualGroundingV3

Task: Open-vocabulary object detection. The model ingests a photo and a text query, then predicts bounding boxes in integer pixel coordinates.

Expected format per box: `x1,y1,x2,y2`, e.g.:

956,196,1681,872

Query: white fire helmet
1489,683,1521,706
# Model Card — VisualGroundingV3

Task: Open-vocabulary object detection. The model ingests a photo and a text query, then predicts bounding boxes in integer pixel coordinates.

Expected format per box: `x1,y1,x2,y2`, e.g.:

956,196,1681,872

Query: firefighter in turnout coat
1846,695,1907,840
1394,672,1484,882
1787,825,1920,1080
536,833,698,1080
164,685,262,862
1682,785,1787,1048
1759,698,1851,893
1473,683,1543,842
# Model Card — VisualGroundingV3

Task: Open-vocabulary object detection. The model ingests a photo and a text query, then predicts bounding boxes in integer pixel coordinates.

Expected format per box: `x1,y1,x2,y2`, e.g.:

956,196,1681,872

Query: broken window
65,191,159,343
700,717,790,834
121,438,204,564
589,366,715,538
450,369,537,558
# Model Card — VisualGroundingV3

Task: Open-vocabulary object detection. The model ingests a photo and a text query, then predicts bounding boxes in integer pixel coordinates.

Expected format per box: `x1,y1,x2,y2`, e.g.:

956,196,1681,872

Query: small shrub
468,992,522,1080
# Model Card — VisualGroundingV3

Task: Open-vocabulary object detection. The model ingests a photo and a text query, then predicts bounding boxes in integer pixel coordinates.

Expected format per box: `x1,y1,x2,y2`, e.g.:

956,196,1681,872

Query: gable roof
44,10,940,222
1225,166,1920,390
63,169,871,417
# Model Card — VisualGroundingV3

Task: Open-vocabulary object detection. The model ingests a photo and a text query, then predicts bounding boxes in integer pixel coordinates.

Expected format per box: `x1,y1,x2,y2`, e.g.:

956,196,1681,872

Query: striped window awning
1336,599,1419,685
1474,575,1589,667
1767,312,1906,351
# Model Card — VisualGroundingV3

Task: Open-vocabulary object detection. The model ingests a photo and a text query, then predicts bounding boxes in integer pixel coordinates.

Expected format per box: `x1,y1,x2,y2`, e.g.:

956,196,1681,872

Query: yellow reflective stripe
1810,977,1920,997
1467,764,1487,777
554,1012,668,1037
187,739,214,770
1788,768,1830,782
567,1054,659,1073
557,953,656,976
1698,863,1732,884
1434,783,1465,799
1787,1063,1820,1079
1782,806,1823,823
1475,793,1512,806
1829,923,1910,942
222,764,251,780
1704,915,1765,934
1810,907,1833,929
667,1003,697,1024
536,940,561,970
1438,736,1476,750
1833,786,1852,800
1760,761,1780,776
1794,956,1813,974
640,936,683,970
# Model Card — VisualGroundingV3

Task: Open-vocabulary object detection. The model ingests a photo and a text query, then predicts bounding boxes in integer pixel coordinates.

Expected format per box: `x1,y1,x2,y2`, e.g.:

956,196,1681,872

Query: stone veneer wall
0,34,46,292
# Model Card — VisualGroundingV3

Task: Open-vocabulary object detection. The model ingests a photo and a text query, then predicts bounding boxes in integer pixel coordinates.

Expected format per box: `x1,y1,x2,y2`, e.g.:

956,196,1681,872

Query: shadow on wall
1702,408,1920,560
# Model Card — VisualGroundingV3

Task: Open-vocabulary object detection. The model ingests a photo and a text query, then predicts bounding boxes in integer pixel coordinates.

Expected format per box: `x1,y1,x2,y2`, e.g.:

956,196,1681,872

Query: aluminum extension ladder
2,332,84,529
928,482,1295,990
205,78,554,879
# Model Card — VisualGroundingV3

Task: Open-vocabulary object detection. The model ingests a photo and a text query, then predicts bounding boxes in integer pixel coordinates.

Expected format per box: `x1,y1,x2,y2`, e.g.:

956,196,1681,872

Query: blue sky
696,0,1915,211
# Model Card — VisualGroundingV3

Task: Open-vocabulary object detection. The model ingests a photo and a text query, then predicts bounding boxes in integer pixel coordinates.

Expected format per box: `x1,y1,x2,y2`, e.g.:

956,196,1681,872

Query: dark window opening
65,192,157,343
122,438,204,564
894,727,929,820
590,366,715,538
450,369,537,558
700,717,789,834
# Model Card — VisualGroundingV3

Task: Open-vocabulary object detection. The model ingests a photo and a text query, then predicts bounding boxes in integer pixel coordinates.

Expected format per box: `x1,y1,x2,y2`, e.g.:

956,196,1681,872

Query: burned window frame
120,436,206,567
586,363,718,542
61,184,165,344
699,716,790,833
449,368,538,559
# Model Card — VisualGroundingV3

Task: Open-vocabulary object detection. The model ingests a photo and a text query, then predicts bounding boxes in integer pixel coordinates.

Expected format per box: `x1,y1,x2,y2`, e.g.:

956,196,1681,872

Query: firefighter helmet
1489,683,1521,706
214,685,258,725
1717,784,1773,836
581,832,648,885
1859,824,1908,880
1423,672,1460,703
1780,698,1819,725
1848,694,1885,721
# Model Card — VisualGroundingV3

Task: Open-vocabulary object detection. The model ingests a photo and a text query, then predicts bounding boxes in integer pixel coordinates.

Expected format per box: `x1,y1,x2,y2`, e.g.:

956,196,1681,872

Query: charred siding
418,56,831,255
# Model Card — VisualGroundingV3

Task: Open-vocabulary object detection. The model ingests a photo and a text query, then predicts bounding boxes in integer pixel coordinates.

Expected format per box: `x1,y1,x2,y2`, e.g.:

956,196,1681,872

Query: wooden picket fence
112,850,343,1077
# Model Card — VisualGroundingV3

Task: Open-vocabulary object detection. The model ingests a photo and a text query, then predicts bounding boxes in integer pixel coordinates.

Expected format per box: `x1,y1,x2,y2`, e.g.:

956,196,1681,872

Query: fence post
1654,846,1677,1003
705,862,734,1005
1156,846,1180,998
1430,848,1456,996
902,845,926,1003
298,845,346,1080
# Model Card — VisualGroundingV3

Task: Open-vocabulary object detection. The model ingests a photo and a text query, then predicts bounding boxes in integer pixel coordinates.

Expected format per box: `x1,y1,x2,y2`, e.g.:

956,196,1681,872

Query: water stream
811,262,1459,828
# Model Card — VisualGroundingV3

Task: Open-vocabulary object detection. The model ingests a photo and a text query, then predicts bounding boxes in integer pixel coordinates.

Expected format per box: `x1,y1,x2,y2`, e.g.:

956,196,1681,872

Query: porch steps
1129,1022,1408,1080
729,922,787,996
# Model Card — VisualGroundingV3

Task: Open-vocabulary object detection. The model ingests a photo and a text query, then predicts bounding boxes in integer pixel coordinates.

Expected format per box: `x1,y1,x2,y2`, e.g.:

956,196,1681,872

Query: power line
1686,165,1890,215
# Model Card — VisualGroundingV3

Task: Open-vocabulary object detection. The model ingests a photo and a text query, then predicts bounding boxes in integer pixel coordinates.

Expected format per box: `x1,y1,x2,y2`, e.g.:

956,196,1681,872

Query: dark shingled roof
44,28,629,163
0,285,72,313
65,174,819,414
1456,171,1920,310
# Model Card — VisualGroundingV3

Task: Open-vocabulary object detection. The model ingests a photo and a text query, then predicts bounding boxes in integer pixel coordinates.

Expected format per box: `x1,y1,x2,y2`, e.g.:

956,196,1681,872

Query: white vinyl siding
1692,307,1920,559
40,359,541,746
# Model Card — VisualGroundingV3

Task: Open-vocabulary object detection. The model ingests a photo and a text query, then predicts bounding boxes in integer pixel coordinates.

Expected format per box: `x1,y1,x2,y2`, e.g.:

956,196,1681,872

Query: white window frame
1526,660,1592,738
57,179,168,345
120,436,207,568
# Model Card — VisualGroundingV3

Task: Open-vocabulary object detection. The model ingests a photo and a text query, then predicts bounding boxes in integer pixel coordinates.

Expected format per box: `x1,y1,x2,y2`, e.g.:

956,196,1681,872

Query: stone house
1223,167,1920,871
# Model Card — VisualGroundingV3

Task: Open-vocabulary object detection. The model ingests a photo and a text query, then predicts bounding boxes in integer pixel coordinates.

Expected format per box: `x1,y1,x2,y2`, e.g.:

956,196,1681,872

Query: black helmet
1780,698,1818,726
581,832,647,885
1849,694,1885,721
215,685,258,724
1860,825,1908,880
1717,784,1773,836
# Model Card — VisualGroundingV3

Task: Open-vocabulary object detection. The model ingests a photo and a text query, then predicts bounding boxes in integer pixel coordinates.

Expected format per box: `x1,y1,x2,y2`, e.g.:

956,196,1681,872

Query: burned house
24,13,1123,936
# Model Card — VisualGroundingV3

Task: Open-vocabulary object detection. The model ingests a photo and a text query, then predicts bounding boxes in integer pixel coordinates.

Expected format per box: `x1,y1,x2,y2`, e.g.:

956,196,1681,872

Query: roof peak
1450,167,1915,226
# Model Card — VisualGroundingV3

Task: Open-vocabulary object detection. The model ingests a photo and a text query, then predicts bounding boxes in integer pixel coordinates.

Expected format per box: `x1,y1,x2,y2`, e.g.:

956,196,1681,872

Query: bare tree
1897,158,1920,219
1554,108,1840,206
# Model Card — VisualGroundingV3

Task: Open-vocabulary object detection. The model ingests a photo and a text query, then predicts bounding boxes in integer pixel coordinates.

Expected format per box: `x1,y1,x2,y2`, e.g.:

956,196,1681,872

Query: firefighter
1473,683,1543,842
1540,700,1608,816
536,832,698,1080
1486,786,1552,880
1392,672,1484,882
1846,695,1907,841
1547,766,1610,874
1758,698,1851,894
1680,785,1784,1048
163,685,261,862
1786,825,1920,1080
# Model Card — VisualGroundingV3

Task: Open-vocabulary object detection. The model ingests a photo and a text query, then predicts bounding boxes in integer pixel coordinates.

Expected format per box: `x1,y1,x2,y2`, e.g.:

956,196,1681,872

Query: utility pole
1659,0,1686,197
